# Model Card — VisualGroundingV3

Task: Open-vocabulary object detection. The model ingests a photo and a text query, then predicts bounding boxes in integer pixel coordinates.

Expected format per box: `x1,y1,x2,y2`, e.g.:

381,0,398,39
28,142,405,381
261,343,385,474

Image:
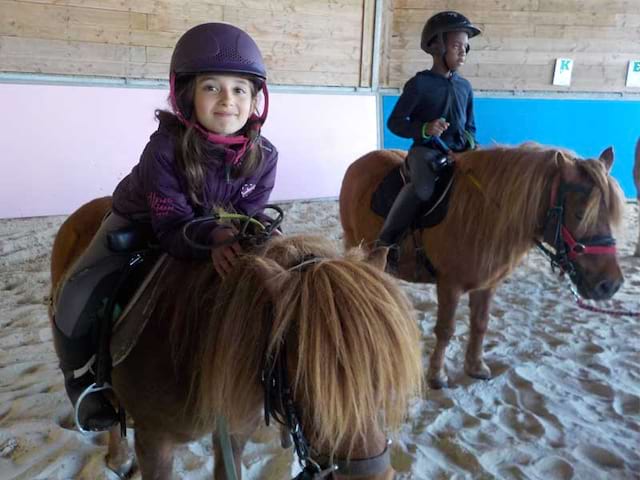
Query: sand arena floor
0,200,638,479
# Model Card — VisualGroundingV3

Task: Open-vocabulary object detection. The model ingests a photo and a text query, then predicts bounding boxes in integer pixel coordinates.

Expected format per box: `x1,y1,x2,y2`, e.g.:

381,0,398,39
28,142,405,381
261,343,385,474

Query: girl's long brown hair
157,74,264,207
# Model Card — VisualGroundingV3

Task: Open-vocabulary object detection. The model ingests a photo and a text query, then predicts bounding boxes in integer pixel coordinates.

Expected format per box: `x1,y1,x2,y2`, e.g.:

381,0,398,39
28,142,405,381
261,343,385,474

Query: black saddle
371,161,455,230
93,224,161,386
105,224,161,311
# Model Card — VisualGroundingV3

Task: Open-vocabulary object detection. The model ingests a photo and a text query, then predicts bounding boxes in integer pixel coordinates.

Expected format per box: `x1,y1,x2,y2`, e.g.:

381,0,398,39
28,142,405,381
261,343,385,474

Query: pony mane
448,143,624,277
169,235,422,456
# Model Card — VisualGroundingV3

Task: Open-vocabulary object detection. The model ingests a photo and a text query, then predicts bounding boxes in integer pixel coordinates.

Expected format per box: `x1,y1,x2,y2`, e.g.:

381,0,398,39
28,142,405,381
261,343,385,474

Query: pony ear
555,150,579,183
598,146,614,172
553,149,571,165
366,246,389,271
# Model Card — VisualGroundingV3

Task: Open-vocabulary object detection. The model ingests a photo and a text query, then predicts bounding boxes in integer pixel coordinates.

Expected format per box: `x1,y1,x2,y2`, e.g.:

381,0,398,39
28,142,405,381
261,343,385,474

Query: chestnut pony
339,144,625,389
49,197,422,479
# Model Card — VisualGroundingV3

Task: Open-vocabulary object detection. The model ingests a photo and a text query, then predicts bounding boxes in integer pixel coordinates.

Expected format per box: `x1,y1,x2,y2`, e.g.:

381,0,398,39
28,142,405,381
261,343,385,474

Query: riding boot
376,183,422,272
51,321,118,431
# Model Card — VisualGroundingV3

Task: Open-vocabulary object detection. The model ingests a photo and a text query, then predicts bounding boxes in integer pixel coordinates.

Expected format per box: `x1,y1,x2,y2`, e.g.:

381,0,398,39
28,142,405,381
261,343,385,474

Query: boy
377,11,481,267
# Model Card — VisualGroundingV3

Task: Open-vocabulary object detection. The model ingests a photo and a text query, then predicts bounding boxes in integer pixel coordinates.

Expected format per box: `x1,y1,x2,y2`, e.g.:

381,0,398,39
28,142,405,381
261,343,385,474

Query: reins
181,204,284,251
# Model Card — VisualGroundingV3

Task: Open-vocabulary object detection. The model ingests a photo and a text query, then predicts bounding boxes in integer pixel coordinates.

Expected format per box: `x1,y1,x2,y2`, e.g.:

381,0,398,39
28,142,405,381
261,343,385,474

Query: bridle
261,256,392,479
536,174,617,284
262,333,392,479
536,175,640,317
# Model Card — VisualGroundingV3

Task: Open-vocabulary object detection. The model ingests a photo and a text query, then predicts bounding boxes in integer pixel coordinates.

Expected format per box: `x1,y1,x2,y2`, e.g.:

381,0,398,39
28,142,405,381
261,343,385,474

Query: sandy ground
0,200,638,480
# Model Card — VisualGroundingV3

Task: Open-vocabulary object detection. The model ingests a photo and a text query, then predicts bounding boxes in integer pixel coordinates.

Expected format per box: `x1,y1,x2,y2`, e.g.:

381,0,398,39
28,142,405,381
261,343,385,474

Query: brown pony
340,144,625,389
634,138,640,257
49,198,422,479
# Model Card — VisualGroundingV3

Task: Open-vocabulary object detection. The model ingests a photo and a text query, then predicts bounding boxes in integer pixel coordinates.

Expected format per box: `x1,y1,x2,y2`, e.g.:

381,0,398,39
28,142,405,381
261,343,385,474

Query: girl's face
444,31,469,71
193,74,257,135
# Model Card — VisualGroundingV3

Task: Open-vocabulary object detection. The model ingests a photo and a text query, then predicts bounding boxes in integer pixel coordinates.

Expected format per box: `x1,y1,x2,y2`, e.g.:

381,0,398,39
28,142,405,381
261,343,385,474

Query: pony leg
213,431,250,480
427,283,461,389
134,428,175,480
106,425,134,478
464,288,495,380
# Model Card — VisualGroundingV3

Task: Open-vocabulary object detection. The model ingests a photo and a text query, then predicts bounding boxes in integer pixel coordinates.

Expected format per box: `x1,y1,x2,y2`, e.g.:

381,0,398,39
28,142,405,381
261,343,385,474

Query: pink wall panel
0,83,377,218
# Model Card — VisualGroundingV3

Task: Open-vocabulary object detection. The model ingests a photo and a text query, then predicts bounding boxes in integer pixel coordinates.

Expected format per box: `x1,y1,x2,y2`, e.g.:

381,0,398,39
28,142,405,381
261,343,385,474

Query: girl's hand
424,118,450,137
210,226,242,277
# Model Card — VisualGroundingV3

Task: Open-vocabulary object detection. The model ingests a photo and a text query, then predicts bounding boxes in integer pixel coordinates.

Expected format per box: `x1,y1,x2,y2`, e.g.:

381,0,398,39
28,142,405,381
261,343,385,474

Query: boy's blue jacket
387,69,476,152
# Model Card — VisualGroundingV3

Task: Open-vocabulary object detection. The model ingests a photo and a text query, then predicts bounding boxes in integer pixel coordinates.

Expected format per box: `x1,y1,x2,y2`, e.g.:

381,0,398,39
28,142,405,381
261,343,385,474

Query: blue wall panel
382,95,639,198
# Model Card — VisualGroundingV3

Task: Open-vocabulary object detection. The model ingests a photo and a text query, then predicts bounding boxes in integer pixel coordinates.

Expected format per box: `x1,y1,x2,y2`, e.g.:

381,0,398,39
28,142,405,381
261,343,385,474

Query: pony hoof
465,361,491,380
428,378,447,390
427,372,448,390
106,454,134,479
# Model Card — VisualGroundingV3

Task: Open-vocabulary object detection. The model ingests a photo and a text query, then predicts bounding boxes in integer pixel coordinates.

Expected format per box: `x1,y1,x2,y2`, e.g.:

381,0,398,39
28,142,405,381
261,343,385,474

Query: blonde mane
447,143,624,276
168,235,422,456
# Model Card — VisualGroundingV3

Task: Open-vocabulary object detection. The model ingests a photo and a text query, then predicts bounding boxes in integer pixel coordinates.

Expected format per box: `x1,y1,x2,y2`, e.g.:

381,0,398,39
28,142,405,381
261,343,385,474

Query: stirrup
74,382,114,433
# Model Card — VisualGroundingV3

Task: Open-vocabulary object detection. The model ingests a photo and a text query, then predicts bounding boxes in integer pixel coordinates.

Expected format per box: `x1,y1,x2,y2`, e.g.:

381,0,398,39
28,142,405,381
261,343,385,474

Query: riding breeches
406,146,442,202
54,212,133,339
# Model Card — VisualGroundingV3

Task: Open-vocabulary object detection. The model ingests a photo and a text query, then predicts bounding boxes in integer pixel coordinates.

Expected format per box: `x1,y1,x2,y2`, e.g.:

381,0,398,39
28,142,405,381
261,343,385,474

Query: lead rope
535,244,640,318
566,277,640,317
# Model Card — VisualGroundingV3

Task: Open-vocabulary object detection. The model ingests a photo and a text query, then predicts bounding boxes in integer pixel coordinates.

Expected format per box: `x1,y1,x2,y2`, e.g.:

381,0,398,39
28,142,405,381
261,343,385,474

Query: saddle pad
111,253,170,367
370,163,456,229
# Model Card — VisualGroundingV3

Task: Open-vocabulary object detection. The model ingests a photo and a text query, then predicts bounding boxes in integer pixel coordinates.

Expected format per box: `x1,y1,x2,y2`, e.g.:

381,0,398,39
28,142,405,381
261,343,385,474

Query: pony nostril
596,279,622,298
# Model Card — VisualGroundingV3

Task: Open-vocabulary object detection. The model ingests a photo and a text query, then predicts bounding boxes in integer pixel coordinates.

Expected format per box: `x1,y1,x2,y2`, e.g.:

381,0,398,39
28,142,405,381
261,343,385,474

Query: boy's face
444,31,470,71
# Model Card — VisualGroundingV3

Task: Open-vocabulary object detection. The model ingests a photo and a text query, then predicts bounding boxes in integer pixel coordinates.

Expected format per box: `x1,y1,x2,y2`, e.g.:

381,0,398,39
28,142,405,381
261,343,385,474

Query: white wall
0,83,377,218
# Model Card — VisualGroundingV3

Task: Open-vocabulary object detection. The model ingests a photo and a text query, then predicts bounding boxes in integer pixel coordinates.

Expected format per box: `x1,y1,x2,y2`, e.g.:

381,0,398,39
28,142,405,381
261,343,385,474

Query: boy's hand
424,118,450,137
210,226,242,277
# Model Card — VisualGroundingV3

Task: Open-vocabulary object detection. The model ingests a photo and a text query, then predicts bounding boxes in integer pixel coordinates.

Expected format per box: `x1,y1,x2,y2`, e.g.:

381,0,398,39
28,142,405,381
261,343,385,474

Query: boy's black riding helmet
421,11,481,56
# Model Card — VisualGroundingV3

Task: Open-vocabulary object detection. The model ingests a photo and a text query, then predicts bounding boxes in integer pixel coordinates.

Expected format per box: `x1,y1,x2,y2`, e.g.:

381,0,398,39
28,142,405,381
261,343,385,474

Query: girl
52,23,278,431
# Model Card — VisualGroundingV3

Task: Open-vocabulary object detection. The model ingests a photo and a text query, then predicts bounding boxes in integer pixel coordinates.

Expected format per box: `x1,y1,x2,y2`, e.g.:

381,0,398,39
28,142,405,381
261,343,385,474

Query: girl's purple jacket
112,121,278,259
